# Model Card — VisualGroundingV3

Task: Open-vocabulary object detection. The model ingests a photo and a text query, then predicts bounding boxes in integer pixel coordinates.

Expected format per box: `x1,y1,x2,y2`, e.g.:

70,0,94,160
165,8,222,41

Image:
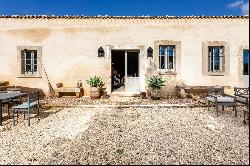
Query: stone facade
0,16,249,96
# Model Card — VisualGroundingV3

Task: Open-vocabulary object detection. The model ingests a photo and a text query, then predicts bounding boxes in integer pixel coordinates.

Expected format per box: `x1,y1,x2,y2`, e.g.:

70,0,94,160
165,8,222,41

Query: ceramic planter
90,87,101,99
150,88,161,100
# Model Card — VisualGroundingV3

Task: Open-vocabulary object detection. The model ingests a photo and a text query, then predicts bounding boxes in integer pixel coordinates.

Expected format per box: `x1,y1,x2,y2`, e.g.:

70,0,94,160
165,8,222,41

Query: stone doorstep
110,92,141,97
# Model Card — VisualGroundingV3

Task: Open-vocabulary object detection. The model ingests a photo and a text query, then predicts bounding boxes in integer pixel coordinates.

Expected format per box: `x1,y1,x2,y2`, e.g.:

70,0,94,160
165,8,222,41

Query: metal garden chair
206,86,237,117
234,87,249,124
12,91,40,126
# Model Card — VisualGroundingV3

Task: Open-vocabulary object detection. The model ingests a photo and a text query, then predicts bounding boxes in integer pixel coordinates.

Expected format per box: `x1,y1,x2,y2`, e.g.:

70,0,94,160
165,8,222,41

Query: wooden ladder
42,64,54,95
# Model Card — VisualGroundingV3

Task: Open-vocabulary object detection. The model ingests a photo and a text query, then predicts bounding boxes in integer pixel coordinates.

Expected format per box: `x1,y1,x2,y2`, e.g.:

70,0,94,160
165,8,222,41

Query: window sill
17,74,42,78
207,72,225,76
158,70,177,75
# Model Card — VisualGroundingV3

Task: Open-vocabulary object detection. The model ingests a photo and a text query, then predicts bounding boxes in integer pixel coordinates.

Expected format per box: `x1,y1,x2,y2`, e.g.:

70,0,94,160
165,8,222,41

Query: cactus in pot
147,75,166,100
86,76,105,99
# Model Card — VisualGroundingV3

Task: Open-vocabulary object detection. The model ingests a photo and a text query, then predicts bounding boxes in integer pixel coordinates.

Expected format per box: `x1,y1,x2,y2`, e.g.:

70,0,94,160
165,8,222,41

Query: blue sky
0,0,249,16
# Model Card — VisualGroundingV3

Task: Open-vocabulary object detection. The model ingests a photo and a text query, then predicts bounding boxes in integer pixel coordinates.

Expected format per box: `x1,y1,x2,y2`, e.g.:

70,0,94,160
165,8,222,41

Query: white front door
125,51,140,93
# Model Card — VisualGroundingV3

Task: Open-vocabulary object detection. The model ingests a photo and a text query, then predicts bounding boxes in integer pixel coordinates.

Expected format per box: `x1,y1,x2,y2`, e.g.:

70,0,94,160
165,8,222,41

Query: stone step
110,92,140,97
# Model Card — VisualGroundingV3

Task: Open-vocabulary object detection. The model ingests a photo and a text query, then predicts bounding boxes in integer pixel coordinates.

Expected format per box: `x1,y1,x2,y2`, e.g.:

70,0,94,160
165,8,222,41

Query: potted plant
86,76,105,99
147,75,166,100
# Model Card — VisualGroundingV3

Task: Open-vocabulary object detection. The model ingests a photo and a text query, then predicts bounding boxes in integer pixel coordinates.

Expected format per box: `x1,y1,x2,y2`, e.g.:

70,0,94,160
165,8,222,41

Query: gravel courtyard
0,105,249,165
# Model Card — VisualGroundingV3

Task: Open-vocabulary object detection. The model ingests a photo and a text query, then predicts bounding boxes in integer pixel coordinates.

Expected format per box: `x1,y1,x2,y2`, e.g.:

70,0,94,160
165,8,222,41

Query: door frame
110,49,140,94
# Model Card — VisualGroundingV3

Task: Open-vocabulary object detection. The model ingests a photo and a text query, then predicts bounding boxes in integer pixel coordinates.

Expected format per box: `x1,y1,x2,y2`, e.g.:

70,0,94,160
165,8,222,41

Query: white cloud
227,0,244,8
227,0,249,15
241,2,249,15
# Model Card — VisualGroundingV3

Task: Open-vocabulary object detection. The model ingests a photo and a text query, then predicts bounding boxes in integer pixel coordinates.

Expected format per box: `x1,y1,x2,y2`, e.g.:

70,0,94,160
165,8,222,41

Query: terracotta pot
90,87,101,99
151,88,161,100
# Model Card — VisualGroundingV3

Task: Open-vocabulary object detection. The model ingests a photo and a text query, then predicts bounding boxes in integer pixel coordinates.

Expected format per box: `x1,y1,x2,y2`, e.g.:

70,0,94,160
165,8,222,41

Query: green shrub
147,75,166,89
86,76,105,88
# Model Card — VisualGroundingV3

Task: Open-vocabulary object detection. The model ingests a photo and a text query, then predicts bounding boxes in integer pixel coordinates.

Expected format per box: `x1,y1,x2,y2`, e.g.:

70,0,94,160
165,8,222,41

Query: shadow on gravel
39,106,64,120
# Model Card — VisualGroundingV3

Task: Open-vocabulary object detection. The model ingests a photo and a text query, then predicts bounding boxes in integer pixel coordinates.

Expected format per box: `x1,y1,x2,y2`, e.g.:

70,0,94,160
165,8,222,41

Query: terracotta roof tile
0,15,249,19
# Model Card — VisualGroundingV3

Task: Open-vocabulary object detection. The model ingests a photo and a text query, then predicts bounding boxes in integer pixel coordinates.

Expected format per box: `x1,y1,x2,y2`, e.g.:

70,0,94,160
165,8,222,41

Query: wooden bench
176,85,231,98
55,87,84,98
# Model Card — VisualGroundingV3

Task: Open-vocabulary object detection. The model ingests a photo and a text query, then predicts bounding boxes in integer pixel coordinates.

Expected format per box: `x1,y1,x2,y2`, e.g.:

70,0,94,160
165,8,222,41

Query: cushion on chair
13,101,38,110
206,96,235,103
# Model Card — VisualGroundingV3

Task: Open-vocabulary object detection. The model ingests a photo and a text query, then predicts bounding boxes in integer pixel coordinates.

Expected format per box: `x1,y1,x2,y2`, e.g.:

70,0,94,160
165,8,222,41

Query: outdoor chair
234,87,249,124
0,91,12,118
12,91,40,126
206,86,237,117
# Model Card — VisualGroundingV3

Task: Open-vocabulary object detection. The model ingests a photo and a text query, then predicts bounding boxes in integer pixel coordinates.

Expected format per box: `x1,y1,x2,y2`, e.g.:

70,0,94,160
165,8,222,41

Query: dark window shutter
21,50,25,74
208,47,212,72
221,47,225,72
34,50,37,60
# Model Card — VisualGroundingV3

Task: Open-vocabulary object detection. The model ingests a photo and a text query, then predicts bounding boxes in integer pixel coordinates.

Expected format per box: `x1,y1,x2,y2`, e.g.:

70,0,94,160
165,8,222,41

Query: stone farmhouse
0,15,249,96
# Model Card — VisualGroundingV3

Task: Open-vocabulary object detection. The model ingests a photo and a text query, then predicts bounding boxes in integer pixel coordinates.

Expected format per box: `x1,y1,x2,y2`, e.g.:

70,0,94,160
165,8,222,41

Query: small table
0,92,26,126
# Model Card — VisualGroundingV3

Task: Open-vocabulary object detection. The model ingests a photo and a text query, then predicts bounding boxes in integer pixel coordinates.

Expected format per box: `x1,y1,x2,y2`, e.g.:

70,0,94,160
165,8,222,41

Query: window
17,46,42,78
208,46,224,72
159,45,176,72
243,49,249,75
154,40,181,75
21,50,38,74
202,41,229,76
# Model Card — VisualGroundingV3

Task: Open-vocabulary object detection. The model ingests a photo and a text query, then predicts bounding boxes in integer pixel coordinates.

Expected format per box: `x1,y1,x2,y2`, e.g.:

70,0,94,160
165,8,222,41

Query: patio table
0,92,26,126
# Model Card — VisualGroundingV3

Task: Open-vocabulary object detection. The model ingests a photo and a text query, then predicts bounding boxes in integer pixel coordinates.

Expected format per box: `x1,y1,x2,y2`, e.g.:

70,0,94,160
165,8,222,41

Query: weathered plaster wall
0,18,249,96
